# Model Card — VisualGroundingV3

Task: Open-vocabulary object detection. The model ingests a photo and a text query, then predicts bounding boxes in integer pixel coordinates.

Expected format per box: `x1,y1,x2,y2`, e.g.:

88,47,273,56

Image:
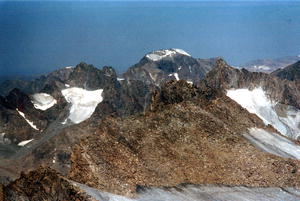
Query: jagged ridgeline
1,49,300,200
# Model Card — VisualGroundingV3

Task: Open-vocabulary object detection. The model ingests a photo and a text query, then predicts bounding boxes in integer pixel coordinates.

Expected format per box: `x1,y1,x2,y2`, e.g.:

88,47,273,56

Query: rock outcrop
3,167,93,201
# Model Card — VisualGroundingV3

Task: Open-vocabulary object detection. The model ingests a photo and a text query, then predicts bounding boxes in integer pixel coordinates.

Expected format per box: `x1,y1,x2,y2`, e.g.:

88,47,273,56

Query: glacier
227,87,300,139
61,87,103,124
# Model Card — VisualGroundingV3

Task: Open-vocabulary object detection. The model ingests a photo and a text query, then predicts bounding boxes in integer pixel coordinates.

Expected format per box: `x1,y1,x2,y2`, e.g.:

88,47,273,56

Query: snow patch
227,87,300,139
61,87,103,124
168,73,179,81
65,66,73,69
18,139,34,146
146,49,191,61
187,81,193,85
178,66,182,70
32,93,57,111
245,128,300,159
117,77,125,81
16,109,39,131
65,84,70,87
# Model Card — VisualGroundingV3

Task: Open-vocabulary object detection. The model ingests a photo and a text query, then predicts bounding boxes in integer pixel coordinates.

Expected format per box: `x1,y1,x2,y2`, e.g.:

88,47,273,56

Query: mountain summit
123,48,219,86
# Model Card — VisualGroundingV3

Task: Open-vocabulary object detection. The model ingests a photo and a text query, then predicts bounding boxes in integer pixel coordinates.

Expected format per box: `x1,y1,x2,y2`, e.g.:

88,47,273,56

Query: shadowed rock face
68,81,300,196
272,61,300,81
0,89,45,145
123,49,218,86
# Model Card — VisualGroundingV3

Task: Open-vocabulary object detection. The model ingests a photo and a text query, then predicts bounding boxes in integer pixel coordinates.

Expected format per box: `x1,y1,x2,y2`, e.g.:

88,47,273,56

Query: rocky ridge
2,49,300,200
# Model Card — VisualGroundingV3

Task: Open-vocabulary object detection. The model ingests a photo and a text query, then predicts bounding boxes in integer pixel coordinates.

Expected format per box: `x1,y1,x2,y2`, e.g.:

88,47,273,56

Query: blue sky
1,0,300,76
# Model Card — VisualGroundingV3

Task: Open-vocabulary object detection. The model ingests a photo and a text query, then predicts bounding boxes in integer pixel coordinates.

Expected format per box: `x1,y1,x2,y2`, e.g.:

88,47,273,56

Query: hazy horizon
1,0,300,76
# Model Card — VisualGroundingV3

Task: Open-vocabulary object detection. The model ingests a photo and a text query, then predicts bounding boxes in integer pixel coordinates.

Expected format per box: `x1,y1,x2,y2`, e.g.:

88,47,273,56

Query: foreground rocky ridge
3,167,94,201
69,81,300,196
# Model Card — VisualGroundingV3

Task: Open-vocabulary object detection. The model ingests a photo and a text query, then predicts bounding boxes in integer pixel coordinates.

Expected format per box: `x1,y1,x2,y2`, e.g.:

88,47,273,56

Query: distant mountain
271,61,300,81
123,48,219,86
241,55,300,73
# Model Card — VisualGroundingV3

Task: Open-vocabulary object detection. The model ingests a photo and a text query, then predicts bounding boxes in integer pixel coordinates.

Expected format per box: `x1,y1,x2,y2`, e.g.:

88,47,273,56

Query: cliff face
68,81,300,196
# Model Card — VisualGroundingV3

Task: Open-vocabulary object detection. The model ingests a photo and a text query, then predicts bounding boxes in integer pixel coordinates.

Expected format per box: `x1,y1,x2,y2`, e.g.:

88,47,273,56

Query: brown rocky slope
68,80,300,196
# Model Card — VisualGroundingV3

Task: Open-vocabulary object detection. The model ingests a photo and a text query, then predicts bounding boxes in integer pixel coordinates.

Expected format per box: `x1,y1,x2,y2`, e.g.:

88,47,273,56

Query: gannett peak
145,48,191,61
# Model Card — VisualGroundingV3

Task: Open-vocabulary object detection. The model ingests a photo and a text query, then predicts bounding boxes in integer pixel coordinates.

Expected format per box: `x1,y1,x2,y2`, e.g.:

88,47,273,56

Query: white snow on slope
18,139,34,146
146,49,190,61
61,87,103,124
245,128,300,159
76,181,300,201
227,87,300,139
16,109,39,131
117,77,125,81
168,73,179,81
149,72,155,81
32,93,57,111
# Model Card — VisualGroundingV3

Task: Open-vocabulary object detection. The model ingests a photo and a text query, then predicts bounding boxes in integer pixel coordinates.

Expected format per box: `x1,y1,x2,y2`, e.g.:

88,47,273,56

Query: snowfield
227,87,300,139
61,87,103,124
146,49,191,61
75,182,300,201
32,93,57,111
245,128,300,159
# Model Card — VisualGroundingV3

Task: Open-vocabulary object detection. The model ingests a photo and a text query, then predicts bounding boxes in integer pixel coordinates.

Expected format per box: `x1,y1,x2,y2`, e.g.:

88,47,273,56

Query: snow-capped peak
145,48,191,61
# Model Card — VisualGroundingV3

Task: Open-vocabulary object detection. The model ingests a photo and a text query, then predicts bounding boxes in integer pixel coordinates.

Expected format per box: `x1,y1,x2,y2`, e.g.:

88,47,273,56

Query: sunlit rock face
227,87,300,139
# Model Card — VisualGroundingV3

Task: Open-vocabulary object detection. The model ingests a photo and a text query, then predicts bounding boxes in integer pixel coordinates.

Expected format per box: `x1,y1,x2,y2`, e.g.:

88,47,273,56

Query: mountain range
1,49,300,201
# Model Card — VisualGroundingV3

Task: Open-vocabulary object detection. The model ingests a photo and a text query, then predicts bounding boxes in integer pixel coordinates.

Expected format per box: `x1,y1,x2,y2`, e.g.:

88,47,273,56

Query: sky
0,1,300,76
